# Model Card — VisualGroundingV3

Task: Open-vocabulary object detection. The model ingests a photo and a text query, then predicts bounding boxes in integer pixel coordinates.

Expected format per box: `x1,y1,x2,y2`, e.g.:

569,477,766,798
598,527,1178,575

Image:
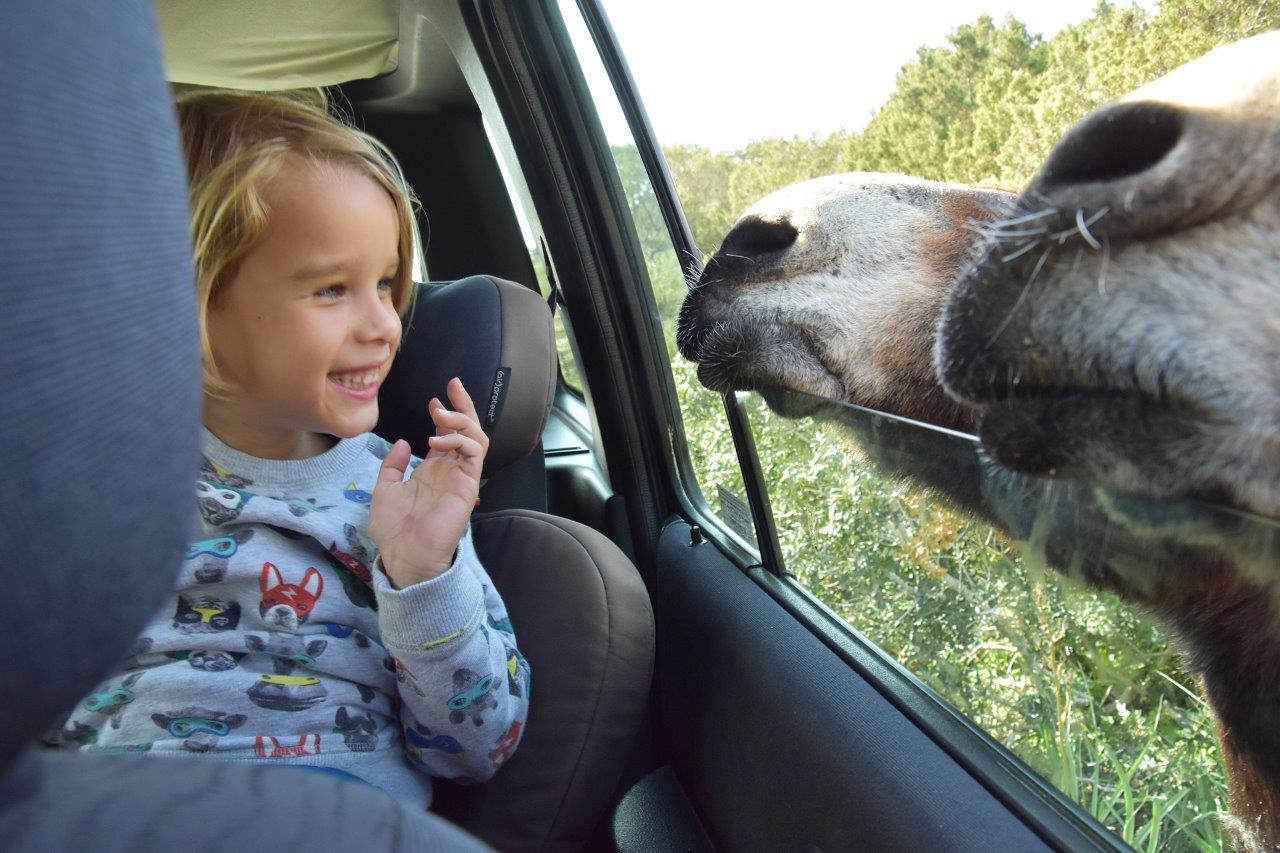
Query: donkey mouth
687,319,846,404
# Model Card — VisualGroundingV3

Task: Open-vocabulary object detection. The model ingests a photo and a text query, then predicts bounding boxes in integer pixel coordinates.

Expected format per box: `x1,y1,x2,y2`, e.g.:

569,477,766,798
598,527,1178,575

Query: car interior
0,0,1137,850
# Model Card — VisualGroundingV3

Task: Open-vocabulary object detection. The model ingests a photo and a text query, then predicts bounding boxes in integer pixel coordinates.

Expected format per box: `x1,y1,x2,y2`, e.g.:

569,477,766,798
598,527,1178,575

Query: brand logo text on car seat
486,367,511,427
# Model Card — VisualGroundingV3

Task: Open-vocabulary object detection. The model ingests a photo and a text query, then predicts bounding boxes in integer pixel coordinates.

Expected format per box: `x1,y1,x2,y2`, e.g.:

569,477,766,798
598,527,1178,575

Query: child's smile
329,368,383,400
203,156,404,459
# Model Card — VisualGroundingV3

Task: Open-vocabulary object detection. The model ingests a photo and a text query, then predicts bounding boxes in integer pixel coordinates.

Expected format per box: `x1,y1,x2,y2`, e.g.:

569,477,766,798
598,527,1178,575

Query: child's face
204,157,403,458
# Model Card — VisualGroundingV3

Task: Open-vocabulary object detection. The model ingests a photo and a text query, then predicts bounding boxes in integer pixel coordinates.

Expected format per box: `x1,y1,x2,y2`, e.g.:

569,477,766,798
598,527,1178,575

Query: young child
50,90,530,809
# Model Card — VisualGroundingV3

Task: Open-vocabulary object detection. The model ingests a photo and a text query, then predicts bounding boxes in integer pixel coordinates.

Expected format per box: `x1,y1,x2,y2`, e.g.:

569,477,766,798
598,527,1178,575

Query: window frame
565,0,786,573
554,1,1131,848
460,0,696,571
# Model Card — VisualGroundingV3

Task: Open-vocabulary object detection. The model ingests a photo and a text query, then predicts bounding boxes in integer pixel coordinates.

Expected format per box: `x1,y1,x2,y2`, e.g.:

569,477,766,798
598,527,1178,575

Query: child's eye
315,284,344,299
377,279,394,293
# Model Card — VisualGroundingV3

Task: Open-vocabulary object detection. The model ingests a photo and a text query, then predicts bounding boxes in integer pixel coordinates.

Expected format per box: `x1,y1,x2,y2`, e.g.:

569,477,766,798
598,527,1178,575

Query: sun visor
157,0,399,90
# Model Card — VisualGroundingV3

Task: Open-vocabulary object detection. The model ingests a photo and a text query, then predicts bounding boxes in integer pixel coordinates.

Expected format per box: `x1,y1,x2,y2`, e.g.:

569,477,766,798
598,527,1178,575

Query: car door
457,1,1211,849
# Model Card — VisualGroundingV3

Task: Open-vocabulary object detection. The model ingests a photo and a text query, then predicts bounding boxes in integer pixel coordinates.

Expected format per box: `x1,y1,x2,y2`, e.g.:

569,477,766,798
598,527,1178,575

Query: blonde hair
176,89,419,395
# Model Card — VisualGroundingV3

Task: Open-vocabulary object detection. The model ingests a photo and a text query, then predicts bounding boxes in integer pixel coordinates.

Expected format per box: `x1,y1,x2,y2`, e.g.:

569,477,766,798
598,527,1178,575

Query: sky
590,0,1159,151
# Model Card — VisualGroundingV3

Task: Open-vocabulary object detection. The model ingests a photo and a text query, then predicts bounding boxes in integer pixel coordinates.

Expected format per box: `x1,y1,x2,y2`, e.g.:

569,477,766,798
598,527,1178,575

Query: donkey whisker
986,245,1054,348
996,208,1059,227
1076,206,1109,250
1096,237,1110,296
1001,239,1042,263
988,227,1051,240
1069,246,1084,279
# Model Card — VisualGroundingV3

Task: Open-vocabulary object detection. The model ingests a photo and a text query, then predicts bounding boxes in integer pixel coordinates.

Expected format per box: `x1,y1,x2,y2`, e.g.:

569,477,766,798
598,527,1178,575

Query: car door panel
656,520,1052,851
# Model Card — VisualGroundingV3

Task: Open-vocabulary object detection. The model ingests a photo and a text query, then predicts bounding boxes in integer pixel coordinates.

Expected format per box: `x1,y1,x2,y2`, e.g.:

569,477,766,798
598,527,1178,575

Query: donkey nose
719,215,799,257
1037,101,1184,191
1023,100,1206,240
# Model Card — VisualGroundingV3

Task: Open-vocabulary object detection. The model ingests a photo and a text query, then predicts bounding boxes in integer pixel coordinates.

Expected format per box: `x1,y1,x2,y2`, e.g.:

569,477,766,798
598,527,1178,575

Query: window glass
558,0,757,549
484,114,588,397
532,258,587,396
601,0,1279,846
746,390,1233,847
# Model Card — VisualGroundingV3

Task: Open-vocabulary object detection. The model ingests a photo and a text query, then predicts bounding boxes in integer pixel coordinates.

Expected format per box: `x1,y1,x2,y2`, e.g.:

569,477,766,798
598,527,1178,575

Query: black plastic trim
462,0,676,575
722,392,785,574
572,0,787,574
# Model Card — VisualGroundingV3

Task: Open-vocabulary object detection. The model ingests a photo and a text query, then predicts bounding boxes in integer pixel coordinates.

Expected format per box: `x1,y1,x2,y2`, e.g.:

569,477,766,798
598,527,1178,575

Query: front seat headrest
377,275,555,477
0,0,200,771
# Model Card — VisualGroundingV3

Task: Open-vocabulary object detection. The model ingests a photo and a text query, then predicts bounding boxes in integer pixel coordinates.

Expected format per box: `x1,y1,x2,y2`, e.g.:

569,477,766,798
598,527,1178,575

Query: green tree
663,0,1280,253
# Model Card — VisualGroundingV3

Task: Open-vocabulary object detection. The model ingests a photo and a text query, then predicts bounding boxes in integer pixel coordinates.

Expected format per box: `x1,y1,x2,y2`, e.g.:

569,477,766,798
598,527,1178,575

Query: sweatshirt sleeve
372,525,530,783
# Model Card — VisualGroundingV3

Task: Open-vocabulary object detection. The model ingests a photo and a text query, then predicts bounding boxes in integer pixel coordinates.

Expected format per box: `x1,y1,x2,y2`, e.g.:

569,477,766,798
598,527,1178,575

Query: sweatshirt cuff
373,526,485,651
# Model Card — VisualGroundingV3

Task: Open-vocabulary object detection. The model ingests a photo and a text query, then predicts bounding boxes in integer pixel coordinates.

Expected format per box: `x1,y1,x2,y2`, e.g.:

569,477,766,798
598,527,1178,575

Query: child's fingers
430,392,489,455
446,377,481,424
425,432,484,460
431,406,486,441
375,439,412,486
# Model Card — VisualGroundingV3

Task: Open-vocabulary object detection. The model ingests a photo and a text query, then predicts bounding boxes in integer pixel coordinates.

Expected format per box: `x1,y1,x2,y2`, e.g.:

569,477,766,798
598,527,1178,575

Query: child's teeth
334,371,377,388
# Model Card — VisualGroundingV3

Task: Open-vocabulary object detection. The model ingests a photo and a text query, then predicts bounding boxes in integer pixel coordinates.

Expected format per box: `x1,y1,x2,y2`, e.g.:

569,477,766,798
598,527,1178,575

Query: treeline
660,0,1280,257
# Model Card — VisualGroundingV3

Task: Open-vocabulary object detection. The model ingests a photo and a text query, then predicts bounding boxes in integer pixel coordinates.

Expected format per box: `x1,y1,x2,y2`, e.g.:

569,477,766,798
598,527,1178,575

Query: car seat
378,275,656,851
0,2,487,850
0,3,653,851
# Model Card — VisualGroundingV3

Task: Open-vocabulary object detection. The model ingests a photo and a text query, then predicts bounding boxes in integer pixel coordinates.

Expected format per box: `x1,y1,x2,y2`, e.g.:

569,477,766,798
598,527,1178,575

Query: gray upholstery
0,0,200,770
0,750,486,853
436,511,656,851
0,1,484,849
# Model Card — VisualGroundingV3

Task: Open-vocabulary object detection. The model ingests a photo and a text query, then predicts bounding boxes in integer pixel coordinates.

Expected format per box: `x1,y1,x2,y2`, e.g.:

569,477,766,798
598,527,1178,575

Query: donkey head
937,31,1280,520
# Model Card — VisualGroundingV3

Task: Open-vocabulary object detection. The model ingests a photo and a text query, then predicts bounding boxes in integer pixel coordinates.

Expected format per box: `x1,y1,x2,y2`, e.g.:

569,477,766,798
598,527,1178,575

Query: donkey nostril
722,215,799,256
1039,101,1184,188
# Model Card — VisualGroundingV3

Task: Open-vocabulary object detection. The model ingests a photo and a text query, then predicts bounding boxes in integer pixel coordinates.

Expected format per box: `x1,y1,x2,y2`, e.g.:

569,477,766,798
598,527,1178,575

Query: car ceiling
156,0,471,112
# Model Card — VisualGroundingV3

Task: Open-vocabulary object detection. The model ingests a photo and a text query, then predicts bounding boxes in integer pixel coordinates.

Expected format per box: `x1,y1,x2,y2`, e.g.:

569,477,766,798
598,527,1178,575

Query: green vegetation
664,0,1279,257
590,1,1280,847
733,402,1230,850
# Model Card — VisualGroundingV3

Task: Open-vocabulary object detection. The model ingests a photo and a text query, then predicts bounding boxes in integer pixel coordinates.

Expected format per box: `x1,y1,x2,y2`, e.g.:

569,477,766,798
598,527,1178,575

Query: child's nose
356,292,401,344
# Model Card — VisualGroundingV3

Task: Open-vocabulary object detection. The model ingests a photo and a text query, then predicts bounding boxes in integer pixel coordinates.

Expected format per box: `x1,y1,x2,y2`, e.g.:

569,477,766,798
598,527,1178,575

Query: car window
597,0,1280,848
557,0,759,552
483,93,589,399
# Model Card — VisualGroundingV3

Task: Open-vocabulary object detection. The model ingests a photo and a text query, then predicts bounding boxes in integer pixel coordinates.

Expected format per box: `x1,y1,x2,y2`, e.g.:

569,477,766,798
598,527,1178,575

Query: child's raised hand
370,377,489,589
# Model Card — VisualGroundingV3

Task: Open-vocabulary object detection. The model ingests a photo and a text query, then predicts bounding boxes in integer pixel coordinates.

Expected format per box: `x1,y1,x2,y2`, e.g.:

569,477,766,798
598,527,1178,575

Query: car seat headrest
376,276,556,478
0,0,200,771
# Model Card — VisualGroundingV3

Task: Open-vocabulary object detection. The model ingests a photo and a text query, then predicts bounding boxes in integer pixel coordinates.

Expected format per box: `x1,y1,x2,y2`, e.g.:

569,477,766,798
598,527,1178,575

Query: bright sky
595,0,1159,151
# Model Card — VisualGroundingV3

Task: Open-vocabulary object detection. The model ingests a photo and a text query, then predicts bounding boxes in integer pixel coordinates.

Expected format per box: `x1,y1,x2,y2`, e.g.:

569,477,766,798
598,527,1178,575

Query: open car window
596,0,1279,847
556,0,759,554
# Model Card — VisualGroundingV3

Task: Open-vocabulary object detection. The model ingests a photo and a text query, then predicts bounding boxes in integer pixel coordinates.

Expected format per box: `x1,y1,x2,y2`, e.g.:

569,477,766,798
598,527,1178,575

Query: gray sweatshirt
50,428,530,810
